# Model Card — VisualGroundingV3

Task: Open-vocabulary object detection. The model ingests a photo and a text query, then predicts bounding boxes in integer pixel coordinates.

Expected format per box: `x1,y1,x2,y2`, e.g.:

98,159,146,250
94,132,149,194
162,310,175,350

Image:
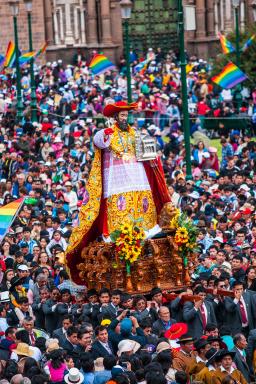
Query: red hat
103,101,138,117
164,323,188,340
241,208,252,215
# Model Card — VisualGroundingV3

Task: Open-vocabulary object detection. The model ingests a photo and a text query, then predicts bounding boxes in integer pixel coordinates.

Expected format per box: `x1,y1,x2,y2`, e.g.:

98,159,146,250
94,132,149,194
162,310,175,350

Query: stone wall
0,0,46,55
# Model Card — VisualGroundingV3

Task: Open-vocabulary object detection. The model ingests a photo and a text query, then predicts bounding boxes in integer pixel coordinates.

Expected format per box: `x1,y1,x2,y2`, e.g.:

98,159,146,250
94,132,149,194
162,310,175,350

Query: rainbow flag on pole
218,33,235,54
212,62,247,89
242,35,256,53
134,59,149,73
89,54,115,75
19,51,36,66
0,198,24,242
35,42,48,58
4,41,16,67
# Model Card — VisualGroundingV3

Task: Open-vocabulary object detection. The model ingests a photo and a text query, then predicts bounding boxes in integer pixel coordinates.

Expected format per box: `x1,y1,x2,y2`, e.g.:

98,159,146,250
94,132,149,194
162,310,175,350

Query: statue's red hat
103,101,138,117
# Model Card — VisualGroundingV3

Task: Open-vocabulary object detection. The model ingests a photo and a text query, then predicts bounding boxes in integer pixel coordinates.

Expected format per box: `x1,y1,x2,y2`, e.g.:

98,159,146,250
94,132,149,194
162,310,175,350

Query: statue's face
118,111,128,121
116,111,129,131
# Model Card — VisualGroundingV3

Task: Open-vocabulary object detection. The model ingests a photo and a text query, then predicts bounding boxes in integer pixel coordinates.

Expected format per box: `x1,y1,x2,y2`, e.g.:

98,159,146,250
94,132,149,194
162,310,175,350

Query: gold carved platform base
77,232,191,293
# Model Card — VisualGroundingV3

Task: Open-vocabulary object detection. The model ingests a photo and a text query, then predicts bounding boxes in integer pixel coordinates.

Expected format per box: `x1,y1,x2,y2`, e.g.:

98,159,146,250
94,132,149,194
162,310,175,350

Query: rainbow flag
0,55,5,67
89,54,115,75
218,33,235,54
4,41,16,68
242,35,256,53
134,59,149,73
35,42,48,58
212,62,247,89
19,51,36,66
0,198,24,242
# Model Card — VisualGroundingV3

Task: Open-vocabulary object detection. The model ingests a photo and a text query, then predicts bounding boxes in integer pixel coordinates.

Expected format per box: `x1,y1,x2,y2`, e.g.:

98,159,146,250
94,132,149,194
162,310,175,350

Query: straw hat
46,339,62,353
12,343,33,357
117,339,140,357
64,368,84,384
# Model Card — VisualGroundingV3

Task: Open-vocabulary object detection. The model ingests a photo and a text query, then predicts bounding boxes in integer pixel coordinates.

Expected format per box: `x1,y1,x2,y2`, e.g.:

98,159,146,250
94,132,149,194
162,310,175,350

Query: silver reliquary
135,131,157,161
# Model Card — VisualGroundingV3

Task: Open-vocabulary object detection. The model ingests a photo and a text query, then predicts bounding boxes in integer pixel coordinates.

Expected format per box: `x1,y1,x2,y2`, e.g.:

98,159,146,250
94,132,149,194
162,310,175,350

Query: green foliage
211,26,256,87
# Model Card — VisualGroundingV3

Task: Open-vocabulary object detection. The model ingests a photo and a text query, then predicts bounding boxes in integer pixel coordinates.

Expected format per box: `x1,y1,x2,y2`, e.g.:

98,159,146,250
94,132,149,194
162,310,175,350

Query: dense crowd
0,47,255,384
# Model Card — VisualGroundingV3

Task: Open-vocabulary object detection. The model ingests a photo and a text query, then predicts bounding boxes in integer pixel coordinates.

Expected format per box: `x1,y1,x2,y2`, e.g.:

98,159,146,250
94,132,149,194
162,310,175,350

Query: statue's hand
104,128,114,136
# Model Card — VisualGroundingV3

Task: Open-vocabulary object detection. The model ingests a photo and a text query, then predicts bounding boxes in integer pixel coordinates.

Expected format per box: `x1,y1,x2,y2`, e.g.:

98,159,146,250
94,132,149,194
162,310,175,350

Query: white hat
213,237,223,243
56,158,65,163
238,184,250,192
208,146,217,153
160,94,169,102
64,368,84,384
54,136,62,143
53,120,59,126
45,162,51,167
0,291,10,303
156,341,171,354
117,339,141,357
188,191,200,199
17,264,29,271
64,115,71,120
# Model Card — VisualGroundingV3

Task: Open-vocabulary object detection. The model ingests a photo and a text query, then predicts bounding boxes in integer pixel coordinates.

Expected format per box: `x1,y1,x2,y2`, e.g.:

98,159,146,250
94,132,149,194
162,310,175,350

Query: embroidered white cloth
94,130,150,198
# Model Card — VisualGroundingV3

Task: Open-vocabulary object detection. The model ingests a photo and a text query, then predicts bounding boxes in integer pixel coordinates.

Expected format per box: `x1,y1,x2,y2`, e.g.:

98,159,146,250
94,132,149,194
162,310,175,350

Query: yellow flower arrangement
111,221,146,267
170,209,198,267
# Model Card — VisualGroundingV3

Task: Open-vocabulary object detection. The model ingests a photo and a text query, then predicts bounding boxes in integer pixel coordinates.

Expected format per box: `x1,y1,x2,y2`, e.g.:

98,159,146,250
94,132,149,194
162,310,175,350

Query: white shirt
0,318,8,332
196,356,206,363
233,296,249,326
99,340,112,354
220,365,235,374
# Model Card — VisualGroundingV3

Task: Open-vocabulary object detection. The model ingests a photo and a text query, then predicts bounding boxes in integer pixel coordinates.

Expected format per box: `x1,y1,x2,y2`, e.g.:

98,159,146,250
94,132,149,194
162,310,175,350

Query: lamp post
177,0,192,179
232,0,242,113
8,0,23,122
24,0,37,122
120,0,133,104
232,0,241,66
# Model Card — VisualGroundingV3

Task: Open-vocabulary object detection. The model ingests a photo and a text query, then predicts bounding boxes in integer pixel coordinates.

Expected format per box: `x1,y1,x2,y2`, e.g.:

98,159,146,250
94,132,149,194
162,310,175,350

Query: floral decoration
170,209,198,267
110,221,145,275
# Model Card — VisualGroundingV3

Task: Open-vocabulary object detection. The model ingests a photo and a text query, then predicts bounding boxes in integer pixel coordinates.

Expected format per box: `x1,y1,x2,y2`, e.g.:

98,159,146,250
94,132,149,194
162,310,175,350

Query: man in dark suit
52,314,73,347
42,288,61,335
62,326,79,355
82,289,100,328
32,288,50,329
183,286,217,340
223,281,255,337
231,333,253,383
91,325,114,359
99,290,122,322
56,289,74,327
152,306,176,337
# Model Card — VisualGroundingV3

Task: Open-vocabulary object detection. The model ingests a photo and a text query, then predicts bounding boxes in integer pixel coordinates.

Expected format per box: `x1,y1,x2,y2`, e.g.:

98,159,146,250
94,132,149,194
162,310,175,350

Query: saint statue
66,101,170,284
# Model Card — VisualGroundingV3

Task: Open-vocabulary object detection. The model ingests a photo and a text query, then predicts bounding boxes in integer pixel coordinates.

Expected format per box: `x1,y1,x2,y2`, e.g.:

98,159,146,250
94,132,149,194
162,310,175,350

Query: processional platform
77,232,191,294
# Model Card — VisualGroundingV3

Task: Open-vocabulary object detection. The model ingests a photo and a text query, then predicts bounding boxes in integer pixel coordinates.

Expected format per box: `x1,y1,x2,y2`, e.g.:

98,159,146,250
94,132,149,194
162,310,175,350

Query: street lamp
24,0,37,122
232,0,242,113
177,0,192,179
8,0,23,122
120,0,133,104
232,0,240,66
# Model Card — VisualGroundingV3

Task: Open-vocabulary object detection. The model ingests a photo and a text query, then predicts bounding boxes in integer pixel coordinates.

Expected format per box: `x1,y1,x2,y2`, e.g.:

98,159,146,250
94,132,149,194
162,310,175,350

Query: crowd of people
0,47,255,384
